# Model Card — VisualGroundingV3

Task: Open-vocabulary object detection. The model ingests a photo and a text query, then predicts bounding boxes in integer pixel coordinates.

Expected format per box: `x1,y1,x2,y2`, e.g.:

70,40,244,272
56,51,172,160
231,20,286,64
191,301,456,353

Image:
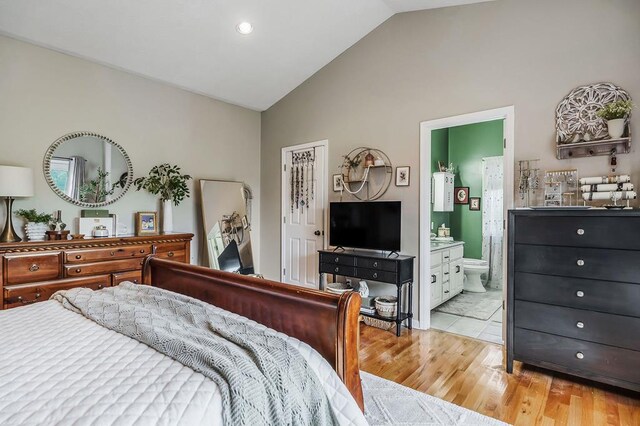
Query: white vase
607,118,625,139
162,200,173,233
25,222,48,241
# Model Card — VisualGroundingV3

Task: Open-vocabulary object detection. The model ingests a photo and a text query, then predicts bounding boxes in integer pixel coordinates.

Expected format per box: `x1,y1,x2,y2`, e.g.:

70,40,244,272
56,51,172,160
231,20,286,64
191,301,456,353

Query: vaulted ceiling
0,0,493,111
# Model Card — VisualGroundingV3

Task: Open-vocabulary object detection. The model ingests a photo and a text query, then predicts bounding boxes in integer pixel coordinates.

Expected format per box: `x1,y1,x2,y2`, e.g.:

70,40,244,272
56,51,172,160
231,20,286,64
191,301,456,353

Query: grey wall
0,35,262,266
260,0,640,321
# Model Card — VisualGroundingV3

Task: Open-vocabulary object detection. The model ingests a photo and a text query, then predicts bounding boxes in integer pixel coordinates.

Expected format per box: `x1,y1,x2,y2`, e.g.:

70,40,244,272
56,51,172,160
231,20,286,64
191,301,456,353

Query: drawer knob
334,267,339,273
456,265,461,273
17,293,41,304
576,259,585,266
133,279,139,284
334,257,339,263
577,228,585,235
373,261,378,268
431,274,436,283
110,251,115,256
75,268,82,273
75,255,82,260
29,264,40,272
98,284,103,289
576,321,584,329
167,251,174,257
444,290,450,294
576,352,584,360
140,249,145,253
576,290,585,298
373,272,378,279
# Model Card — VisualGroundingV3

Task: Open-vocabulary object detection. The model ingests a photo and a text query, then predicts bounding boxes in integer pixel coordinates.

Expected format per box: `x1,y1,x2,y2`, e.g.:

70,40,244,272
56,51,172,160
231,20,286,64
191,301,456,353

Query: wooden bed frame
142,257,364,411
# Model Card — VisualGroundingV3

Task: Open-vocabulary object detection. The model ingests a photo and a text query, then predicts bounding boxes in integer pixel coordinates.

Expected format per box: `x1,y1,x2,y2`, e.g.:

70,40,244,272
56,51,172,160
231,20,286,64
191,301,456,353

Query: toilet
463,258,489,293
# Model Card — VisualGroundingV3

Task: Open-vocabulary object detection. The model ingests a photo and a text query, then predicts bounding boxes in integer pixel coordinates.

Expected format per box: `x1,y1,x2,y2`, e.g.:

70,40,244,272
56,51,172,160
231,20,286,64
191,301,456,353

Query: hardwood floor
359,325,640,425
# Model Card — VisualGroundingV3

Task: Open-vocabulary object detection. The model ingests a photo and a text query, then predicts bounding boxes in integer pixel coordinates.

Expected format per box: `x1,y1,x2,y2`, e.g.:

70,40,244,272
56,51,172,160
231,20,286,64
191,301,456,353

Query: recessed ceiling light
236,22,253,35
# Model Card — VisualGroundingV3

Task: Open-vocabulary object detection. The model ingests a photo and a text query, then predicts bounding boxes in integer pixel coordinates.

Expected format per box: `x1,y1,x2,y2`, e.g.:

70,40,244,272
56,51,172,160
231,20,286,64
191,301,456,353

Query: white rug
434,292,502,321
362,372,508,425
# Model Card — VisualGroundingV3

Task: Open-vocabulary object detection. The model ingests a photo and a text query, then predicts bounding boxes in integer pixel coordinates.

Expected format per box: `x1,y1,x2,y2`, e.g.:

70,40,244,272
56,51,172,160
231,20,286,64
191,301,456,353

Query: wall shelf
556,136,631,160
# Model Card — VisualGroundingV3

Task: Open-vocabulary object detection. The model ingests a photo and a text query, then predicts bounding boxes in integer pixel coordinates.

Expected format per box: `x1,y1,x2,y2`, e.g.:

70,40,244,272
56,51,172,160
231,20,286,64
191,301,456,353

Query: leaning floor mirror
200,180,255,275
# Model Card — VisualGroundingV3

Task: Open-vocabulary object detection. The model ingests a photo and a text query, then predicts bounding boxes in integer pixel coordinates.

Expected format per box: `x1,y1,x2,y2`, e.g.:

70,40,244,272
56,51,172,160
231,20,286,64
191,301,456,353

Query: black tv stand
318,249,415,336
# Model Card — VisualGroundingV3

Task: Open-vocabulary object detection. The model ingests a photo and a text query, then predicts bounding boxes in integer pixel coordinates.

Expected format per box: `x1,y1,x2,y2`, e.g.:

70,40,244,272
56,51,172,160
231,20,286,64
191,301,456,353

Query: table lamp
0,166,35,243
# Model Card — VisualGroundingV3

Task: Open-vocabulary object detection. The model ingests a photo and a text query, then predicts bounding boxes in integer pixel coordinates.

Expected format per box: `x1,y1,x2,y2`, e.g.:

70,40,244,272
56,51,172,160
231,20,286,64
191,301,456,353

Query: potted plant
342,153,362,182
134,164,192,233
15,209,53,241
597,100,634,139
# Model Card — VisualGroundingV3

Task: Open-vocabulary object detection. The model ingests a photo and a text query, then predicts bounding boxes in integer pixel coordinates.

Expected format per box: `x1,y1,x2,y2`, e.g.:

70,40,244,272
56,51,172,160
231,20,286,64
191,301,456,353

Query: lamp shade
0,166,34,197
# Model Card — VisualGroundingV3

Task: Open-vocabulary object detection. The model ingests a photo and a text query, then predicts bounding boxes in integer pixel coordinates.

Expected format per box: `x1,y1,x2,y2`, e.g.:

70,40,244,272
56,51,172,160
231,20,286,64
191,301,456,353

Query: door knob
314,230,321,236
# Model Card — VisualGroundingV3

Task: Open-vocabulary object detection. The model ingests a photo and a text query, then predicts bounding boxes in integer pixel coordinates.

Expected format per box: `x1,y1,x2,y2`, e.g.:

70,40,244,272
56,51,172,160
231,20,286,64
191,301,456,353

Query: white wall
0,35,262,266
260,0,640,321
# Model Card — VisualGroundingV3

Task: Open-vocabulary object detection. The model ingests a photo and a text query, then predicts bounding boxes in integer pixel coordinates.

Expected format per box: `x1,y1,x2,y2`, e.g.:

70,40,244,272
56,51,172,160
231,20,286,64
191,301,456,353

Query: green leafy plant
596,100,635,121
15,209,53,224
342,153,362,171
79,168,120,203
134,164,192,206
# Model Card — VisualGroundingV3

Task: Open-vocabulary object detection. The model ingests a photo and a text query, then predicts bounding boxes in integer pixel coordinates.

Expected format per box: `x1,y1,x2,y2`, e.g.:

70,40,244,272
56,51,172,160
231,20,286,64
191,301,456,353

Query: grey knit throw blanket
53,282,337,426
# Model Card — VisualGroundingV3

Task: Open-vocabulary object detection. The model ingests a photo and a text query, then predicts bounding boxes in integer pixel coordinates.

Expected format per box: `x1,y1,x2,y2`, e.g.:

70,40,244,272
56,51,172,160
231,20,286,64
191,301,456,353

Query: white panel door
282,143,326,288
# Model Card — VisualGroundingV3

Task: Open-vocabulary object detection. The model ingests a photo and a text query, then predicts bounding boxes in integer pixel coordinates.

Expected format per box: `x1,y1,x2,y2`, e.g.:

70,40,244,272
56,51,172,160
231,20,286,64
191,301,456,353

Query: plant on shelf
134,164,192,233
342,153,362,182
15,209,53,242
597,100,634,139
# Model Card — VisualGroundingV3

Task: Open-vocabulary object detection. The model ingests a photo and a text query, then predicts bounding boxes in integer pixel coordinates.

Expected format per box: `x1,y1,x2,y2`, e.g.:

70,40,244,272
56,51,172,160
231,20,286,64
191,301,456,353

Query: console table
318,249,414,336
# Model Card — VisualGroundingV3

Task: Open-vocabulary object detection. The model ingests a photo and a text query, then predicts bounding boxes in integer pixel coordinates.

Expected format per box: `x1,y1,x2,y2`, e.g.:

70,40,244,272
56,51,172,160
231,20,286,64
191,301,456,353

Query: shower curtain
481,156,503,289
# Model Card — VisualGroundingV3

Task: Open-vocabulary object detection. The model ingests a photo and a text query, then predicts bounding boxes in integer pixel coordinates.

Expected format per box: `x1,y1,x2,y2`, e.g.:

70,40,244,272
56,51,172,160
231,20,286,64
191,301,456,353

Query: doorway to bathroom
418,107,515,346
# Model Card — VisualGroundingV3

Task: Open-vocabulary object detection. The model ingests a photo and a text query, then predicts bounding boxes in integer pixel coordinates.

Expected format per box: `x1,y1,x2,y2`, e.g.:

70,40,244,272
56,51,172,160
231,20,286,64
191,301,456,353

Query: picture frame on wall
241,215,249,229
469,197,481,211
395,166,410,187
454,187,469,204
333,174,343,192
135,212,159,236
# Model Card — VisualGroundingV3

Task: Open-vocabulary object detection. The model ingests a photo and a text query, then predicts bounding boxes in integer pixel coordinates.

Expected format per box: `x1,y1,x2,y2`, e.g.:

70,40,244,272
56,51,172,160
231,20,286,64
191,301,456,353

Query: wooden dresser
507,210,640,392
0,233,192,310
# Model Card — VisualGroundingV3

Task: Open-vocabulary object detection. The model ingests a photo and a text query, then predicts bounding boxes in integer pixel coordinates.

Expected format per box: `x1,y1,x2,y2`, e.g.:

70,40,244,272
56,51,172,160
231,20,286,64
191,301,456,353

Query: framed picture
395,166,410,187
469,197,481,211
454,187,469,204
333,174,344,192
135,212,159,235
242,215,249,229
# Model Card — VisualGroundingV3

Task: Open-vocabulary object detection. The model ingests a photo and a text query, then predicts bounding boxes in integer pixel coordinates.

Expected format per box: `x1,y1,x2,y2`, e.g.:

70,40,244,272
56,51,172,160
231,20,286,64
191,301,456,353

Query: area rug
362,372,508,425
434,292,502,321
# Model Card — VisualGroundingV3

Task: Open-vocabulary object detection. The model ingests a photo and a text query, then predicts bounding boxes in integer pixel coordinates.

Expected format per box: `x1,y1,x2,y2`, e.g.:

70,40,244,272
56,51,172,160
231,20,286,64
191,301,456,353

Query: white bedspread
0,298,367,426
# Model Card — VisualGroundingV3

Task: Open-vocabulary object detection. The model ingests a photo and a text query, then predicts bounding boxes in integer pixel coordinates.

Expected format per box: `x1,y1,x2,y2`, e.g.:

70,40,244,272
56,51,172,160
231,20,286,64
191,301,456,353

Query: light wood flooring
359,325,640,426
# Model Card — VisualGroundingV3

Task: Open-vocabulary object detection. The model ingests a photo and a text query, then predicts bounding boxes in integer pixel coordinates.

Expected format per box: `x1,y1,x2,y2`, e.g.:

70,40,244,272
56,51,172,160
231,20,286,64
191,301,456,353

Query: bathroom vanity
430,241,464,309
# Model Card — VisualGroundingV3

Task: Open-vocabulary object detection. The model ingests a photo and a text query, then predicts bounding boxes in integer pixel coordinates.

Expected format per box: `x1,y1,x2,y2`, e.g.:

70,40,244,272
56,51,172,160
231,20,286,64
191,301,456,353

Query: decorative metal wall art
339,147,392,201
290,148,315,211
556,82,631,143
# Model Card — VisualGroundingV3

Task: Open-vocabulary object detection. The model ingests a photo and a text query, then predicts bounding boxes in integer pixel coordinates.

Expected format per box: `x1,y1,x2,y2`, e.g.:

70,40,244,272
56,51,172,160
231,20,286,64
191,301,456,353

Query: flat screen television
329,201,401,251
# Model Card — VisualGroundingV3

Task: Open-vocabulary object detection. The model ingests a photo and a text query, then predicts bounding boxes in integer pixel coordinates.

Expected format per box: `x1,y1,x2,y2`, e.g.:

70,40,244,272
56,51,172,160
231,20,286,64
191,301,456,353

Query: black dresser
507,209,640,392
318,250,414,336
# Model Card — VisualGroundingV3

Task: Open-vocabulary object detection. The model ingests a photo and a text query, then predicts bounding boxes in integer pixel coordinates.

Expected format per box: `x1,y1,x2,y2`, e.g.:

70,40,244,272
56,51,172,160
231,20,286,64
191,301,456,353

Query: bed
0,257,365,425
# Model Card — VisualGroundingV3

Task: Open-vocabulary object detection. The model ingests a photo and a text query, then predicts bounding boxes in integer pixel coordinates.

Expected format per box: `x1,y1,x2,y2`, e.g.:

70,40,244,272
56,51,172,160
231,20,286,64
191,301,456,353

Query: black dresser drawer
356,257,396,272
514,328,640,387
319,263,355,277
515,244,640,284
515,300,640,351
357,268,396,283
514,272,640,317
319,253,355,267
515,215,640,250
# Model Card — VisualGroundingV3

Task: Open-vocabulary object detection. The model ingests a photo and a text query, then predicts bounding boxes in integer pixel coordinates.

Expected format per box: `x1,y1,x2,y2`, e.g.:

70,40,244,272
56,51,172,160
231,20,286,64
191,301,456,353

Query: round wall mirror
43,132,133,207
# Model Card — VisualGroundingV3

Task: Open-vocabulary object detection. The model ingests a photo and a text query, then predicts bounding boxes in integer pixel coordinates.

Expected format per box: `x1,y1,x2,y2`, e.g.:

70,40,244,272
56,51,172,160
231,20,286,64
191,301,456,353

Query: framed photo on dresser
135,212,159,235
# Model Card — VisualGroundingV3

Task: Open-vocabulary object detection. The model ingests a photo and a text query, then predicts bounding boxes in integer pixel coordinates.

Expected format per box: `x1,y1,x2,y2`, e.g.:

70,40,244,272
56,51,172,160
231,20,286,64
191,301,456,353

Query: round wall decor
340,147,392,201
556,82,631,143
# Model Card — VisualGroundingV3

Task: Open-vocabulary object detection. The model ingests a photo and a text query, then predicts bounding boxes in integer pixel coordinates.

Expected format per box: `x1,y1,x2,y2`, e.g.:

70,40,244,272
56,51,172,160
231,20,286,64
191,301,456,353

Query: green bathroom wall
430,128,450,232
448,120,503,259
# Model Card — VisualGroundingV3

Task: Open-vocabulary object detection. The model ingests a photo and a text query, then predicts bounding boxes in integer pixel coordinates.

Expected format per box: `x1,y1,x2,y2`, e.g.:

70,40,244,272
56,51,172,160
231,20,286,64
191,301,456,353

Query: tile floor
430,297,504,344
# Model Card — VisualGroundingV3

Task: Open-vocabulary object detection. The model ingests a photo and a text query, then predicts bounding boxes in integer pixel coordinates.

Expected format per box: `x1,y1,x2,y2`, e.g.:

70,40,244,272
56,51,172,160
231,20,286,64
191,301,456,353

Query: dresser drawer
155,249,186,262
448,245,464,261
356,268,396,283
515,300,640,351
319,253,355,267
65,245,152,263
4,275,111,309
154,242,188,254
514,328,640,386
319,263,355,277
356,257,396,272
64,258,144,277
515,244,640,284
112,270,143,286
3,252,61,285
515,215,640,250
514,272,640,317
